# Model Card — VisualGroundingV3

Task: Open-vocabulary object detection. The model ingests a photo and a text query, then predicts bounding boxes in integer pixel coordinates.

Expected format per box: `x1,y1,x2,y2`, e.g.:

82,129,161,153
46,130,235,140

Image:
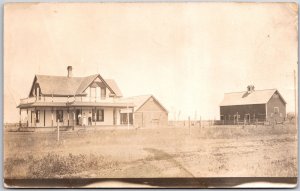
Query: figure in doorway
78,113,82,126
88,111,92,126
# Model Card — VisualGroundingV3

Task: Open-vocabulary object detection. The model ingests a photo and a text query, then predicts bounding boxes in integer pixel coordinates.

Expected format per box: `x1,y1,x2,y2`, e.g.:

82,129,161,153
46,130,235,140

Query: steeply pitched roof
105,79,123,97
220,89,286,106
75,74,99,95
32,74,122,97
120,95,168,112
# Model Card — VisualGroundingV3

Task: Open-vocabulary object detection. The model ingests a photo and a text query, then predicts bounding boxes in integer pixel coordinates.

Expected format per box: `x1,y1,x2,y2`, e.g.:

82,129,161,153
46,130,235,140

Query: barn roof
220,89,286,106
119,95,168,112
31,75,123,97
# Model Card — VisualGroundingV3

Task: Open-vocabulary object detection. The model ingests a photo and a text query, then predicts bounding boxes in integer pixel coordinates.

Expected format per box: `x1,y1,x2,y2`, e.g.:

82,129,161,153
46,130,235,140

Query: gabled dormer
29,76,42,100
82,75,116,101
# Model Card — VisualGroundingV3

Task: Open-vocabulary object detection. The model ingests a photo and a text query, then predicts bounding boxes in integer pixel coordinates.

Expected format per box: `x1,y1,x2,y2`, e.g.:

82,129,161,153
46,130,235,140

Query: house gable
136,96,168,113
80,75,116,97
29,76,42,97
28,76,38,97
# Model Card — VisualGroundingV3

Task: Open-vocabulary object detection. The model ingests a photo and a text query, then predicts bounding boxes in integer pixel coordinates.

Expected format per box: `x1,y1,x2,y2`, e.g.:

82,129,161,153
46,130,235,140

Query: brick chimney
67,66,72,77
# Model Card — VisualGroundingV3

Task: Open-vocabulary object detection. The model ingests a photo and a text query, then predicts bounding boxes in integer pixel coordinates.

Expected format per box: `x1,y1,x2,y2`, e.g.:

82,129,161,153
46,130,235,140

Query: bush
27,153,109,178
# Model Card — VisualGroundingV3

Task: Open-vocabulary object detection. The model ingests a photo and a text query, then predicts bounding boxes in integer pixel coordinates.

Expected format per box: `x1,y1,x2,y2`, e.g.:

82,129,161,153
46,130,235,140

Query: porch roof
18,101,135,108
67,101,135,108
17,102,67,108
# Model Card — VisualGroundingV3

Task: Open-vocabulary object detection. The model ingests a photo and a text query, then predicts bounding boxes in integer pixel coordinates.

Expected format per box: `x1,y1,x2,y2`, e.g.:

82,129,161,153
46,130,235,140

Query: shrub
26,153,109,178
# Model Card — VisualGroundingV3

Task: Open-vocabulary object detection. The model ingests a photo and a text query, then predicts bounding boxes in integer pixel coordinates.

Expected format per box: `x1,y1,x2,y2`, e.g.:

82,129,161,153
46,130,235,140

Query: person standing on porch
78,113,82,126
88,111,92,126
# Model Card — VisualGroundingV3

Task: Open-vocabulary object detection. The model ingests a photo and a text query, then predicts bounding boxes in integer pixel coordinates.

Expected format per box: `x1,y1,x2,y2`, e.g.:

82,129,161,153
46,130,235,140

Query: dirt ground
3,124,298,178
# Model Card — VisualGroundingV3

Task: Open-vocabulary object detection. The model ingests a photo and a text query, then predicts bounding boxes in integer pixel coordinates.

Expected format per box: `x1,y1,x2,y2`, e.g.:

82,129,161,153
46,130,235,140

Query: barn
120,95,168,128
219,85,287,124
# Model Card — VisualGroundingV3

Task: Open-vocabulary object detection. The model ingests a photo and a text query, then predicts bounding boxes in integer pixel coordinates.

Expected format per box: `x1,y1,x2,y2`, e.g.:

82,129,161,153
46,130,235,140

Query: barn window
274,107,279,114
56,110,64,122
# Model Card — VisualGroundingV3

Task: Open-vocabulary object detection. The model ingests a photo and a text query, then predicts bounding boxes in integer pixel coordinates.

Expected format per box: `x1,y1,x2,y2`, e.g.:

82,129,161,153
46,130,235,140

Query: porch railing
19,96,117,104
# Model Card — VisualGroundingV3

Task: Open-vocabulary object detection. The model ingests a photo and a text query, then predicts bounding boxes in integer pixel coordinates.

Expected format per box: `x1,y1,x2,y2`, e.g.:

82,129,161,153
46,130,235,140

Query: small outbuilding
219,85,287,124
120,95,168,128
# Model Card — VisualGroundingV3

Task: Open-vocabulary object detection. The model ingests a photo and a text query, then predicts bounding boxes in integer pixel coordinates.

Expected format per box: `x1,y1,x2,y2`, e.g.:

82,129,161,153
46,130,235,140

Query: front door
76,109,80,125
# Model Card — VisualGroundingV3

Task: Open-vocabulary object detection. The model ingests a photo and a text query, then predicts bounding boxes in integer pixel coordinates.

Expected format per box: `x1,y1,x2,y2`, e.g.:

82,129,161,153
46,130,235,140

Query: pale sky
4,3,298,123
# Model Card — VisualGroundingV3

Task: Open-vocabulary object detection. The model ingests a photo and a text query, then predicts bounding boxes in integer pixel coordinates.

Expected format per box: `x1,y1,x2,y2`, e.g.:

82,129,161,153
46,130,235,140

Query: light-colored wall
134,97,168,127
21,106,118,127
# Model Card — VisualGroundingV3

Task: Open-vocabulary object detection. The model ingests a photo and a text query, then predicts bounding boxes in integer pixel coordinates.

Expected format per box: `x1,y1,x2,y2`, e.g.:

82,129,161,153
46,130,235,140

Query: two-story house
17,66,135,129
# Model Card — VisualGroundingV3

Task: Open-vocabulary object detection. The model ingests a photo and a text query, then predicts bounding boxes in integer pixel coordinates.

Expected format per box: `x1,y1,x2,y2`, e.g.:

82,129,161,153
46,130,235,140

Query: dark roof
32,74,122,97
220,89,286,106
120,95,168,112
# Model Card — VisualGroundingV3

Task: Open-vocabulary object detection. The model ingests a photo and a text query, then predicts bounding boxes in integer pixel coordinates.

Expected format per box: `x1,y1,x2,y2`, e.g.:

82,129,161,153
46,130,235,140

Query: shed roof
120,95,168,112
220,89,286,106
32,75,122,97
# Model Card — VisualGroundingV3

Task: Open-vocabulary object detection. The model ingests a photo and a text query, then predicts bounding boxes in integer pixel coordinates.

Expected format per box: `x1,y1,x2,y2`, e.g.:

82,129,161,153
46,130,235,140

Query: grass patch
5,153,119,178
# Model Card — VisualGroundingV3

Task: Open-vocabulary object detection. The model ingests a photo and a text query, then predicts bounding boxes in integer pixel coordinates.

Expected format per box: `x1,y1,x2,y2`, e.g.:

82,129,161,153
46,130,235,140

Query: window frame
96,109,104,122
274,107,279,114
101,87,106,99
36,110,40,123
56,110,64,123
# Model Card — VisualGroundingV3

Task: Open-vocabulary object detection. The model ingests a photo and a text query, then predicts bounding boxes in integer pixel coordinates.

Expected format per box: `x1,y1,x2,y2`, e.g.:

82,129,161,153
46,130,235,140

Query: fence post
188,116,190,135
199,116,201,128
57,122,60,142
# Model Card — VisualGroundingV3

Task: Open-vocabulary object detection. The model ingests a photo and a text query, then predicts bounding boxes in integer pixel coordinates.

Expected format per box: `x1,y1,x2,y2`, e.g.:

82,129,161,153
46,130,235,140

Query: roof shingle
34,74,122,97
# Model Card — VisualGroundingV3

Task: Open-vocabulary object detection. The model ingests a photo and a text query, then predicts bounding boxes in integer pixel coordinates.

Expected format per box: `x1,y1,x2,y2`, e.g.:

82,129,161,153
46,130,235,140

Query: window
96,87,101,99
91,87,96,98
92,109,96,121
274,107,279,114
35,86,41,100
96,109,104,121
101,87,106,99
36,110,40,123
56,110,63,122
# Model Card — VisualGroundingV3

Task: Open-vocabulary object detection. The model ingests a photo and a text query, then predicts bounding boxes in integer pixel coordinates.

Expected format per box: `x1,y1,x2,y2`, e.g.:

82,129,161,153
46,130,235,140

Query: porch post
26,109,28,127
19,108,22,128
67,107,70,127
51,108,54,127
94,107,96,126
44,109,46,127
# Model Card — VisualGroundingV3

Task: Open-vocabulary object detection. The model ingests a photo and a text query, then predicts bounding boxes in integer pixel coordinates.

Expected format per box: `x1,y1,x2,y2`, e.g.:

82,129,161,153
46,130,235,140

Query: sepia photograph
3,2,298,188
